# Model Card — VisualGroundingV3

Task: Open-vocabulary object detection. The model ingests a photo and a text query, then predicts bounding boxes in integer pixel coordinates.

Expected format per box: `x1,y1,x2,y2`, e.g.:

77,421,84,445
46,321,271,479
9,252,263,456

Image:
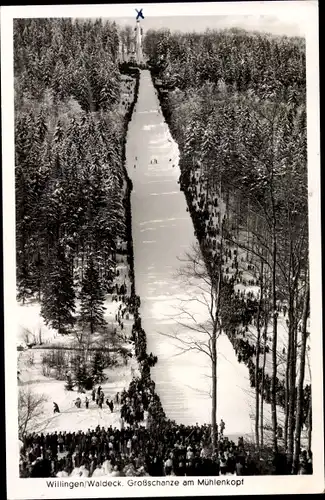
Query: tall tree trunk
284,207,293,453
287,289,296,467
284,330,291,450
284,245,293,451
307,394,312,454
292,283,309,473
81,247,85,283
260,313,268,448
37,251,42,302
271,230,278,454
210,216,223,452
246,199,250,247
211,330,217,452
255,260,264,449
226,189,230,220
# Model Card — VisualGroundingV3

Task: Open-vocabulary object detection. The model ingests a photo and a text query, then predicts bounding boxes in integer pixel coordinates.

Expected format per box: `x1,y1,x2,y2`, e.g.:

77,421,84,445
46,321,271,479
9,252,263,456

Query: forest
144,27,310,473
14,18,312,476
14,18,132,334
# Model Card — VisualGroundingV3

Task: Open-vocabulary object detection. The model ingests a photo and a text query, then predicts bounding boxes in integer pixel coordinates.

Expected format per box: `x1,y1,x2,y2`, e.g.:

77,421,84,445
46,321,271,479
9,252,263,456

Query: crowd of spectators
19,414,312,478
20,363,312,478
17,419,266,478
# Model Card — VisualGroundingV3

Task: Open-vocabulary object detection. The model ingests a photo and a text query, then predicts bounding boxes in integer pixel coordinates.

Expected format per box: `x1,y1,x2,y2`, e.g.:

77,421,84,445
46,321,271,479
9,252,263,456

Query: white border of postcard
1,1,323,498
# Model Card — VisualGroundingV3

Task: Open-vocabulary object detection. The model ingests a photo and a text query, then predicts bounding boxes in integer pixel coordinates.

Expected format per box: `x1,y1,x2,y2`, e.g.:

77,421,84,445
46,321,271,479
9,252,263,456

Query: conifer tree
74,361,88,391
79,257,106,334
91,350,106,383
16,261,34,304
41,245,76,334
65,371,74,391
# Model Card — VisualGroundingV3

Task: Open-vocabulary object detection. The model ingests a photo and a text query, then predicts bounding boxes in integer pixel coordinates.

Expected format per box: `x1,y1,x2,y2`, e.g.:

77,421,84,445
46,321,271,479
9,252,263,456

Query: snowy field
17,288,132,350
17,291,139,435
18,348,139,434
16,249,140,435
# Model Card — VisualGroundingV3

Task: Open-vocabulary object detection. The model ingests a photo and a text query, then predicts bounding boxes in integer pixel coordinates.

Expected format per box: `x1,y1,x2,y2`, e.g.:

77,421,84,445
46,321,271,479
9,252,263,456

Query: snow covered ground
17,290,132,349
17,290,139,434
17,247,139,435
18,349,139,434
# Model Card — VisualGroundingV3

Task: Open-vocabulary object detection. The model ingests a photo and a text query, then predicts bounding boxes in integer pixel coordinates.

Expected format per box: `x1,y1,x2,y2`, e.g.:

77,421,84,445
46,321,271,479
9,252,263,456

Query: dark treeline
144,27,305,97
145,27,310,473
14,19,135,333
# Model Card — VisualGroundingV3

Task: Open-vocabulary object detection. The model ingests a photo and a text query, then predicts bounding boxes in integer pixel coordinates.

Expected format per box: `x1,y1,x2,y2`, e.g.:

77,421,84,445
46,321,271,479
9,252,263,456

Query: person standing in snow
99,391,104,406
58,433,64,453
53,402,60,414
85,396,89,409
186,446,194,461
102,456,113,475
92,459,105,477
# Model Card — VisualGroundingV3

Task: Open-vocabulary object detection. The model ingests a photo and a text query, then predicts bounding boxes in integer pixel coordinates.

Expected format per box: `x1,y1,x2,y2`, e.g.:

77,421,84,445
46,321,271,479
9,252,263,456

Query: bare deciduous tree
158,241,233,451
18,388,48,437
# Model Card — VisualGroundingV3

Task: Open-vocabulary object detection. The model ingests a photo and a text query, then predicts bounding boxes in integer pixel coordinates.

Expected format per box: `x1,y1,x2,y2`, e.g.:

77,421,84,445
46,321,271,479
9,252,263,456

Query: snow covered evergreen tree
79,257,106,334
73,356,93,391
14,18,125,308
91,350,106,383
40,245,76,334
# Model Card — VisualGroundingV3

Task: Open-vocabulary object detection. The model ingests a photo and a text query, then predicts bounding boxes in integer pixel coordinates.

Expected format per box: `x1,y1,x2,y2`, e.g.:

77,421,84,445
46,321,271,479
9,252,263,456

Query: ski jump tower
134,19,144,64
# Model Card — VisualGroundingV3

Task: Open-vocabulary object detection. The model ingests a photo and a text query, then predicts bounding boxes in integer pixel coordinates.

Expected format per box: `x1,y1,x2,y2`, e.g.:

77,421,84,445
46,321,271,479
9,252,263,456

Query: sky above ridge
109,14,305,37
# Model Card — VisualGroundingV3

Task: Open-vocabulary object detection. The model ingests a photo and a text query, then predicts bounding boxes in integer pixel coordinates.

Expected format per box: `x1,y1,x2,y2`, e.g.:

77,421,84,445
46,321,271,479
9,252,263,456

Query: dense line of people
19,416,312,478
18,420,259,478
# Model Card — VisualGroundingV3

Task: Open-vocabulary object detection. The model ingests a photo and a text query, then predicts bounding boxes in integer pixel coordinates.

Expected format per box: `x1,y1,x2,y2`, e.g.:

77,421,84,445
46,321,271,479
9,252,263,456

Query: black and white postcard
1,1,323,498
